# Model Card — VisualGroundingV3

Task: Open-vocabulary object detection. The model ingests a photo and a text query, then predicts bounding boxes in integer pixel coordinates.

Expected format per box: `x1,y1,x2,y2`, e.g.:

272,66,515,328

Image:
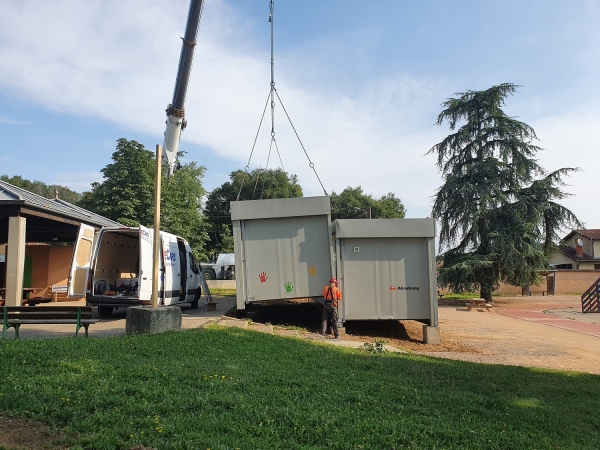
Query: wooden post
151,145,162,309
5,216,26,307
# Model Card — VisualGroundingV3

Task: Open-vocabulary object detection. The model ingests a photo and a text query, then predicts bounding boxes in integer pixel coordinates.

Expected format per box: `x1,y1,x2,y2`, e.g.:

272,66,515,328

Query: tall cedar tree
78,138,208,258
204,168,302,254
429,83,579,301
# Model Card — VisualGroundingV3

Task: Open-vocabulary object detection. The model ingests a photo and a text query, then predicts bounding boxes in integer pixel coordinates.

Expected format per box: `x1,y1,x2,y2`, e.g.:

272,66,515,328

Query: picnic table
467,298,493,311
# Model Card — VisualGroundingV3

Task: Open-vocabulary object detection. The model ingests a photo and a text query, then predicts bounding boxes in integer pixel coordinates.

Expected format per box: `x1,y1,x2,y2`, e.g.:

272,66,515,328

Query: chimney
54,188,59,200
576,239,583,257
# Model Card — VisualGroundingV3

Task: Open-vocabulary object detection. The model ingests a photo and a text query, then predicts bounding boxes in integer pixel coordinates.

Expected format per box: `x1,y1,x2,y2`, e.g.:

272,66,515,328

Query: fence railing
581,277,600,313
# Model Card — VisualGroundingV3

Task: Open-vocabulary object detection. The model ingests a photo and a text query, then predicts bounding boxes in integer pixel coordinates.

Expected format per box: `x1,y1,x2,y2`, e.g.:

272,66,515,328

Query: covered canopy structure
0,180,121,306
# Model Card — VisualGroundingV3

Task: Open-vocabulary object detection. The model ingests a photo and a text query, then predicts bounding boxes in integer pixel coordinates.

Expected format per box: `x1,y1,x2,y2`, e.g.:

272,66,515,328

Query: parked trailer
68,224,203,317
231,196,335,310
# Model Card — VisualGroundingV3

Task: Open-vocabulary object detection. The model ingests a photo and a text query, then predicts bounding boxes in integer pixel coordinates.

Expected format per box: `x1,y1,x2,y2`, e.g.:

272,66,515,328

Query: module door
341,238,431,321
67,224,96,297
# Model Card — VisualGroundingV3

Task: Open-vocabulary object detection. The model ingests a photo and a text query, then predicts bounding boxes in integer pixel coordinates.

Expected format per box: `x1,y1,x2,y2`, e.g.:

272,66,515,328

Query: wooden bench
529,291,547,296
467,298,492,311
2,306,98,339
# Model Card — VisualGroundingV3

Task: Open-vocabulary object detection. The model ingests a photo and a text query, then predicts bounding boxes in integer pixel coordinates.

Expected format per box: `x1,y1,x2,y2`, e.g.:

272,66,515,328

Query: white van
68,224,203,317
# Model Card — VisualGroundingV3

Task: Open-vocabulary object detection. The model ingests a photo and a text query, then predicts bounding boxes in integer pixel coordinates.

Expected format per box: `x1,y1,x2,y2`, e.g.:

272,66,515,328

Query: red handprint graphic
259,272,268,283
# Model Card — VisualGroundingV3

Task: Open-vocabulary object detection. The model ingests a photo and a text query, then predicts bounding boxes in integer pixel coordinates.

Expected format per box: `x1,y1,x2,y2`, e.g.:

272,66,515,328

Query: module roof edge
231,196,330,221
334,218,436,238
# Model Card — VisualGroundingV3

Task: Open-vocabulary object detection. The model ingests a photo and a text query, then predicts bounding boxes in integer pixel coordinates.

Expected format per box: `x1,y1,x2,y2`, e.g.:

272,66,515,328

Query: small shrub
363,339,388,354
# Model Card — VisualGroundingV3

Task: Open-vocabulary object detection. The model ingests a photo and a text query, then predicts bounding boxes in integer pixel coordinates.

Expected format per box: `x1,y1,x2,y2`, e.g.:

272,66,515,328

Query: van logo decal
163,249,177,266
140,230,151,241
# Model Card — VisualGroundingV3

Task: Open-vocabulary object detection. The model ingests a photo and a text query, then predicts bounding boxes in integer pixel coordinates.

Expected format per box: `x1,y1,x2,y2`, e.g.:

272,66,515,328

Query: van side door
161,234,181,305
67,224,96,297
138,225,155,301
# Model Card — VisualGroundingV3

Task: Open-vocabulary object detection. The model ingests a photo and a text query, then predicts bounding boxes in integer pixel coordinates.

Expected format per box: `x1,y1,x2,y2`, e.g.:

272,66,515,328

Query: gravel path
419,296,600,374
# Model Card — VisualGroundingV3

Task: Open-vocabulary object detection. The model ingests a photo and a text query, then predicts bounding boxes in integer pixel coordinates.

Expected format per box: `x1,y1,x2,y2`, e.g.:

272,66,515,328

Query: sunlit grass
208,287,236,297
1,328,599,449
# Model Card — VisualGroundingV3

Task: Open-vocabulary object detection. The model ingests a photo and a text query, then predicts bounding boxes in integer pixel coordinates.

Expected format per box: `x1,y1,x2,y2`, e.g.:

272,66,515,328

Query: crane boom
163,0,205,176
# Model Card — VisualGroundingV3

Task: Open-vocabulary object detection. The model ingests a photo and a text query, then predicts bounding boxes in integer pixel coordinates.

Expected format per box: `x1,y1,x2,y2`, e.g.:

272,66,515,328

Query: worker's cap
329,278,338,284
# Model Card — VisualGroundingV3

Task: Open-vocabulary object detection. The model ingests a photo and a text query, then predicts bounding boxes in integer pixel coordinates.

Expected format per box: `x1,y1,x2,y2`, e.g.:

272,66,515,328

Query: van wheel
98,306,114,318
202,269,215,280
191,293,200,309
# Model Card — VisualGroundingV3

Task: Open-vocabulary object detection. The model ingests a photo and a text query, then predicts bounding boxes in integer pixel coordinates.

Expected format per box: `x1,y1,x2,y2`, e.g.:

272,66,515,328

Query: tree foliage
330,187,406,221
78,139,155,226
204,168,303,254
78,138,209,258
429,83,580,300
0,174,82,204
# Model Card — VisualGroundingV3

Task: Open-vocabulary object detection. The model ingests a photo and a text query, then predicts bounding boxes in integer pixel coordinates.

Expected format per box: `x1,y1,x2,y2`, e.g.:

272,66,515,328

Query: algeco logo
140,229,151,241
389,286,420,291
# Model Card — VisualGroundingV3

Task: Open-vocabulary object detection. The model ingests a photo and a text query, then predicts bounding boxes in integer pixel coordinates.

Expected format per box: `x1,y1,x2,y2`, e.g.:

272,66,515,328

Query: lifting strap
236,0,328,201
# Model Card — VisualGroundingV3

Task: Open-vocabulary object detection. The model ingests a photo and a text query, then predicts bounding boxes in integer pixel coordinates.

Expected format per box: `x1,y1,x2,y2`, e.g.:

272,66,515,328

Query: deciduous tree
204,168,302,253
1,174,81,204
78,138,208,257
330,187,405,220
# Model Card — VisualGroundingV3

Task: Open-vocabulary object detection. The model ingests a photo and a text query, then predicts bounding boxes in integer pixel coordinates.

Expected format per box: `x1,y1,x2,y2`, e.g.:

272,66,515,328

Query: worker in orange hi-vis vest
321,278,342,339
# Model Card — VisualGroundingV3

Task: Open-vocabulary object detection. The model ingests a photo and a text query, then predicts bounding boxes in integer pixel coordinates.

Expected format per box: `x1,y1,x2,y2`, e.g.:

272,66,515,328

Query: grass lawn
1,327,599,449
209,288,236,297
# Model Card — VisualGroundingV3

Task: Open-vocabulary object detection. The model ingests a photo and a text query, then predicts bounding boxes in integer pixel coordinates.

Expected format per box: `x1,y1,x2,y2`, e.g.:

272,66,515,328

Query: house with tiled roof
549,229,600,270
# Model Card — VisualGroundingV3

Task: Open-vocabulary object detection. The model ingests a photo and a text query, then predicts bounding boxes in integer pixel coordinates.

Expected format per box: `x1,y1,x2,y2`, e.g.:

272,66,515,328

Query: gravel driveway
416,295,600,375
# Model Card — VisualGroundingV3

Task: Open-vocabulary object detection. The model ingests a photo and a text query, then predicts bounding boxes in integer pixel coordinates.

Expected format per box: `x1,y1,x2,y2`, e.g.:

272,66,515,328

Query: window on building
555,264,573,270
595,264,600,270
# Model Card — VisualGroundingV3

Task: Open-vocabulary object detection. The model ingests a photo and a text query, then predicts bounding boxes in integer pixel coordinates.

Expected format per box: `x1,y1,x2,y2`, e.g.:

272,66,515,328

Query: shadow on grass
1,327,599,449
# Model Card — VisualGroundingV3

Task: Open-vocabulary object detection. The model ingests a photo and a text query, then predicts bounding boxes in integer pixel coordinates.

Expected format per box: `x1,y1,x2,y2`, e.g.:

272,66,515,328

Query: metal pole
151,145,162,309
269,0,276,144
369,207,372,219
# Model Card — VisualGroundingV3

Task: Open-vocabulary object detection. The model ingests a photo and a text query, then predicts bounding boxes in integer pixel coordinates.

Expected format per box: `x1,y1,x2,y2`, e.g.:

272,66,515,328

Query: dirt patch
341,319,477,353
242,295,600,374
0,416,66,449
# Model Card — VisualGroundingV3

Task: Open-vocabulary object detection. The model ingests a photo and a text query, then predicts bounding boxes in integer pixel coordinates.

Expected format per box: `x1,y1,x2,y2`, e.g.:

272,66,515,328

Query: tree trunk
479,288,493,303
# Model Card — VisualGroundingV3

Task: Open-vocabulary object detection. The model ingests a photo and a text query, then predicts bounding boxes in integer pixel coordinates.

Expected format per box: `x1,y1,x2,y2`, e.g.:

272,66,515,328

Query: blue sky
0,0,599,230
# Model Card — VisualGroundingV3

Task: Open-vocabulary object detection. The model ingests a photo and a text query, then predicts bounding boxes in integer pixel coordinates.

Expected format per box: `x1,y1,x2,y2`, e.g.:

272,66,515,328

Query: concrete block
423,325,440,345
126,306,182,335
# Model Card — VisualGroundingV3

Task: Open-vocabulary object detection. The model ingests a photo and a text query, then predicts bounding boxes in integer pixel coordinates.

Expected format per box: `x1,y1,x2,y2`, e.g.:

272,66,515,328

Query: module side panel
243,215,332,301
341,237,431,320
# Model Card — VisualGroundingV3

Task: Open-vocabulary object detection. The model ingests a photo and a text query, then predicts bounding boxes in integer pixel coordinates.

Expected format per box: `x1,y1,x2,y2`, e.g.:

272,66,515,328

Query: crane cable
236,0,327,201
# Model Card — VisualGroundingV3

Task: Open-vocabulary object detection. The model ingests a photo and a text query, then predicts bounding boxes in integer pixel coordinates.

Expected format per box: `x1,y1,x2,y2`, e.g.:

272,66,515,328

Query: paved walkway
498,303,600,338
1,296,404,352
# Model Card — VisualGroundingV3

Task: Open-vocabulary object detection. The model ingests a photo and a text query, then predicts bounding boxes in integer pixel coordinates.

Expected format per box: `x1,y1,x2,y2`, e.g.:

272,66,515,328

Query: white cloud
532,110,600,228
0,0,598,226
51,172,104,192
0,117,29,125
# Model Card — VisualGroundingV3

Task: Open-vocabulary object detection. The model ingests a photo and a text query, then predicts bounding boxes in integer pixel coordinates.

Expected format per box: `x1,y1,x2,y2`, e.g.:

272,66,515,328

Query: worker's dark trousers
321,302,339,337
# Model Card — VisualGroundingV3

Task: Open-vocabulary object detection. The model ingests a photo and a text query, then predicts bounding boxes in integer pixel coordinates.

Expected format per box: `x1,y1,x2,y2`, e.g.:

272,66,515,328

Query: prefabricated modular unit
231,196,335,310
334,219,438,326
67,224,203,316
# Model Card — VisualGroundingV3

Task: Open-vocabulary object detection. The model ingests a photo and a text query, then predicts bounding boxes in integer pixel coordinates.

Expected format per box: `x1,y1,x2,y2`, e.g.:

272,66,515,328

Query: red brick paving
499,307,600,338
